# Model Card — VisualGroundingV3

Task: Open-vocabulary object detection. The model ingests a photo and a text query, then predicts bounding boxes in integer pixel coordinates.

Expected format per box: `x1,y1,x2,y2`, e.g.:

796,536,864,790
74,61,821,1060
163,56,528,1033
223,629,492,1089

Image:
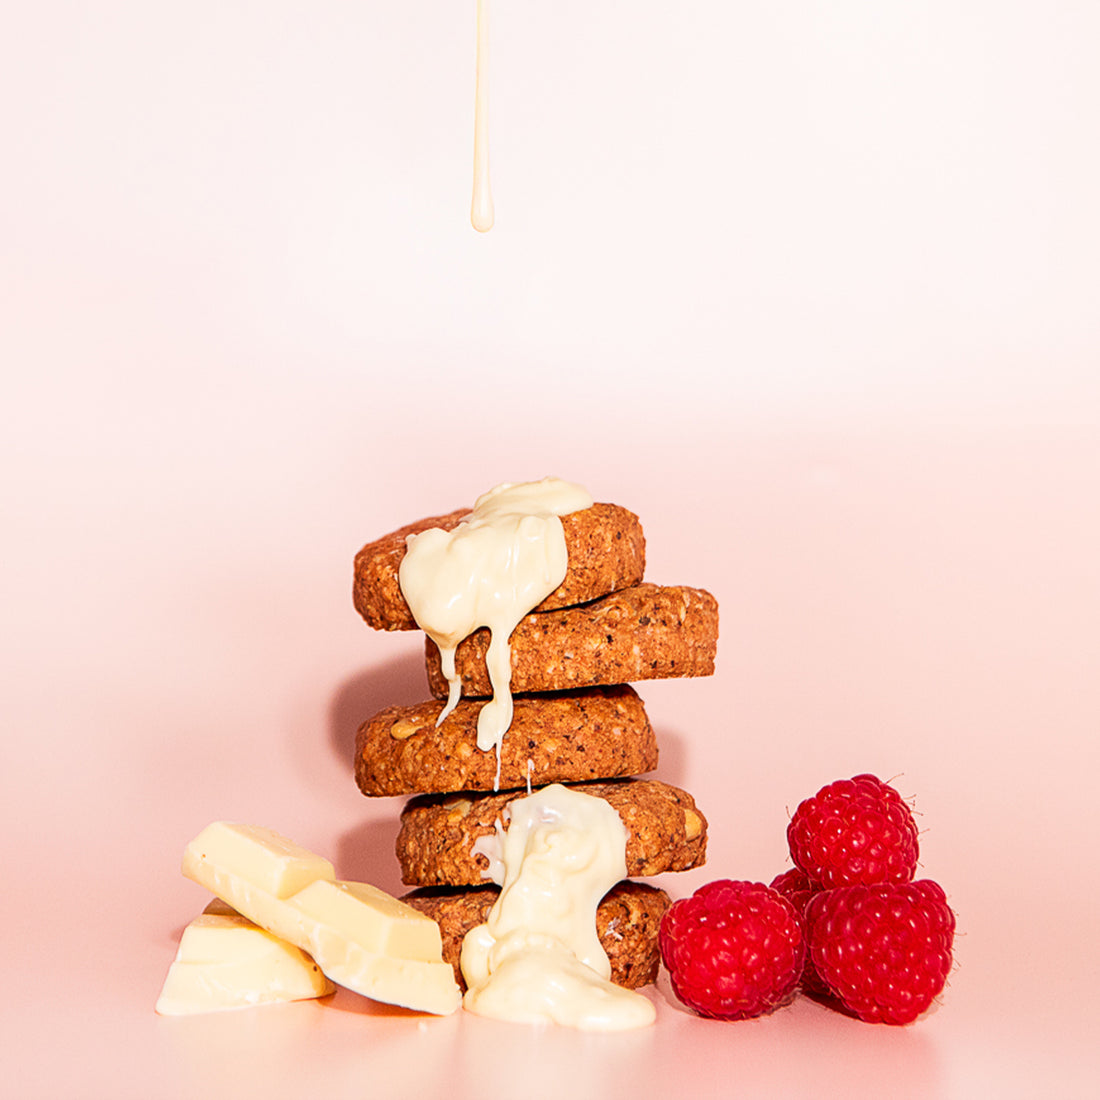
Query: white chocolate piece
184,822,336,899
181,822,461,1015
460,784,656,1030
155,905,334,1016
289,880,443,963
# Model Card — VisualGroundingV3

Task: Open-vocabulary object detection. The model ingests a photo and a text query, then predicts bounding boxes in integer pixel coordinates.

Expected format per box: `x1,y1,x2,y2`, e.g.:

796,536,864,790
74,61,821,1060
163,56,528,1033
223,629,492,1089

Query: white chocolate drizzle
398,478,592,780
471,0,493,232
459,784,656,1030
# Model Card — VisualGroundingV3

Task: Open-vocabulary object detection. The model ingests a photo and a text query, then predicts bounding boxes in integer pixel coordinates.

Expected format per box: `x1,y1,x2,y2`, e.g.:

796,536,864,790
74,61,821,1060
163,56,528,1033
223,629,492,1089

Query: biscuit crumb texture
355,685,657,796
396,779,708,887
424,583,719,696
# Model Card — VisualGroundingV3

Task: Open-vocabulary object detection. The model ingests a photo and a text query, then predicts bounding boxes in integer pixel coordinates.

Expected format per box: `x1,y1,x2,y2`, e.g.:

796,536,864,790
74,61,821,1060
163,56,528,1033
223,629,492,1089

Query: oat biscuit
402,881,670,992
355,685,657,796
353,502,646,632
424,583,719,698
396,779,708,888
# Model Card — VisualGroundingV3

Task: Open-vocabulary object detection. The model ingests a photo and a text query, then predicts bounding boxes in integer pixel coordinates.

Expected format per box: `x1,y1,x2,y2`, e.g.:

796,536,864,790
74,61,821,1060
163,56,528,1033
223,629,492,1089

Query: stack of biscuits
351,496,719,994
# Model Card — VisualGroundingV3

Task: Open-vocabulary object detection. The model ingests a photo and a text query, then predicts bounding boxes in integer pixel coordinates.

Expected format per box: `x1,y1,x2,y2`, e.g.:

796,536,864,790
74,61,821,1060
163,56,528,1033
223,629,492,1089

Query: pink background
3,3,1098,1097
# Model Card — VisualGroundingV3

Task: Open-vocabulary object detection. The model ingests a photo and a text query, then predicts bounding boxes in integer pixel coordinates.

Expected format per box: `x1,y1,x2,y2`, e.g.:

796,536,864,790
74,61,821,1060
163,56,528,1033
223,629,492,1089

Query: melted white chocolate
471,0,493,232
459,785,656,1030
398,478,592,780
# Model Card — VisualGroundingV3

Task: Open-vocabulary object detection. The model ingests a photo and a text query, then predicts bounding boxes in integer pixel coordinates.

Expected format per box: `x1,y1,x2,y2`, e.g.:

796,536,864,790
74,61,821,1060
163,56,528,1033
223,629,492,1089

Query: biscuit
424,583,718,698
402,881,670,992
355,685,657,796
353,502,646,632
396,779,707,888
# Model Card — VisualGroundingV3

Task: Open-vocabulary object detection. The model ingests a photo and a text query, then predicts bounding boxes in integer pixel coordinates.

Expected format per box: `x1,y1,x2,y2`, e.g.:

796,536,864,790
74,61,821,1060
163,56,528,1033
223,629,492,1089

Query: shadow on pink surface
326,651,429,771
334,814,406,899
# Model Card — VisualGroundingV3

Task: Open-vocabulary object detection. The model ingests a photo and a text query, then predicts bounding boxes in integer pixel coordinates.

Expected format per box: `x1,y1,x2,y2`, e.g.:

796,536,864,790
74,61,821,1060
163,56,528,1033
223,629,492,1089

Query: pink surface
4,4,1099,1098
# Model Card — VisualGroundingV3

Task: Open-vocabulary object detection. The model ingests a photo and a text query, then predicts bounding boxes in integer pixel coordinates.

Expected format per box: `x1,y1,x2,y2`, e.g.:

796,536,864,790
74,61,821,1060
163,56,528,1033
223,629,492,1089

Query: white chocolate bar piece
290,879,444,963
183,822,336,898
180,822,461,1015
155,902,334,1016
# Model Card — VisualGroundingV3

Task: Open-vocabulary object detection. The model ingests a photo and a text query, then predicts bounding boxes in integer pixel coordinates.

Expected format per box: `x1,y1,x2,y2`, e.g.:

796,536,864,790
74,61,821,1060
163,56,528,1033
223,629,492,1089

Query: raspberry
787,774,919,889
658,880,805,1021
806,879,955,1024
767,867,828,992
768,868,819,915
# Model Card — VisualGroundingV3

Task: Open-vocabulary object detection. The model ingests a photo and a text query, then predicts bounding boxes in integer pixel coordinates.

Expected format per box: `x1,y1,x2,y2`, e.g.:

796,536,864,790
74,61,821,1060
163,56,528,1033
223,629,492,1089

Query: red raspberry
806,879,955,1024
787,774,919,888
768,868,827,992
768,868,819,915
658,880,805,1021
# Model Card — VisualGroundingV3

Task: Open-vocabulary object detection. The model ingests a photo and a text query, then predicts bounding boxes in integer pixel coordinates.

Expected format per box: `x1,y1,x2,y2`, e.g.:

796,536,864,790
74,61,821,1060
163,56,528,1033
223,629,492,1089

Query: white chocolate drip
470,812,507,883
471,0,493,232
398,478,592,774
459,785,656,1030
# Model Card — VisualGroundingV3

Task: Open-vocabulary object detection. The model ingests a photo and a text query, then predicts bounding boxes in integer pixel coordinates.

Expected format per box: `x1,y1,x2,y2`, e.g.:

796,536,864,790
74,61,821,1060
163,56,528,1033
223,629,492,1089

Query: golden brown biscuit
396,779,707,888
354,685,657,796
402,881,670,992
353,502,646,632
424,583,718,698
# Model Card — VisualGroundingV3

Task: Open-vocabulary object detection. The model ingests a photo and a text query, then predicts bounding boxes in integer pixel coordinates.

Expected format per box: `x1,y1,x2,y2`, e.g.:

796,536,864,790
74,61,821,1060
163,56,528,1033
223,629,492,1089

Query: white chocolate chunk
289,880,443,963
181,822,461,1015
155,907,334,1015
301,925,463,1015
183,822,336,899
